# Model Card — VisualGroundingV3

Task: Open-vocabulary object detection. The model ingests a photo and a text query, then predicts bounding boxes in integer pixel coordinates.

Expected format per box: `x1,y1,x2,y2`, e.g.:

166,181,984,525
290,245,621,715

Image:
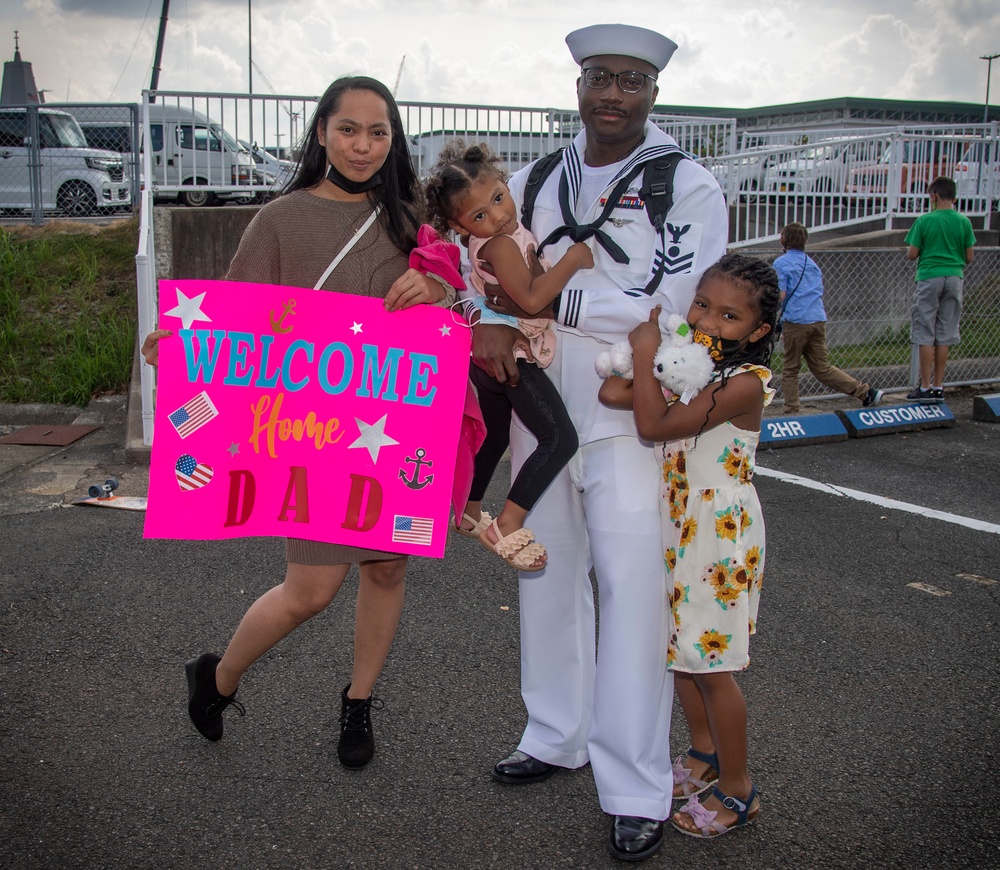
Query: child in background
904,175,976,404
600,253,780,838
426,141,593,572
773,221,884,414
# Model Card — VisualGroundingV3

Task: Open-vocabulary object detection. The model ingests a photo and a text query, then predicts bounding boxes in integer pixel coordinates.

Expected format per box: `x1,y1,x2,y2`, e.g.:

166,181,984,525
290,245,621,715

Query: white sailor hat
565,24,678,72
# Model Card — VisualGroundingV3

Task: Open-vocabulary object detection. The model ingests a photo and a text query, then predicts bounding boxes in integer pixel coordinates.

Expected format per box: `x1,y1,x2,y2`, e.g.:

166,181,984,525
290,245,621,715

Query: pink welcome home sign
144,279,471,558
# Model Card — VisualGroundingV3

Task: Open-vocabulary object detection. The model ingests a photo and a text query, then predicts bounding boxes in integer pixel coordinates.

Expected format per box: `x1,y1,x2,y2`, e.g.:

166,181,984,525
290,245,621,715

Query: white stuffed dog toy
595,312,715,403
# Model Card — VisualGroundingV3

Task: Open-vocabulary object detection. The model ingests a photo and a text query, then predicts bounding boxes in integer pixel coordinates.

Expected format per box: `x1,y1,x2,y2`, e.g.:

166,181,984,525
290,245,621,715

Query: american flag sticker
391,515,434,546
168,391,219,439
175,454,214,491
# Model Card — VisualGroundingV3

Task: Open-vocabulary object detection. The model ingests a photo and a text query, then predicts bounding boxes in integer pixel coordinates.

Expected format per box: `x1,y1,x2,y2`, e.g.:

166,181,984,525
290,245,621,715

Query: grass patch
0,219,139,405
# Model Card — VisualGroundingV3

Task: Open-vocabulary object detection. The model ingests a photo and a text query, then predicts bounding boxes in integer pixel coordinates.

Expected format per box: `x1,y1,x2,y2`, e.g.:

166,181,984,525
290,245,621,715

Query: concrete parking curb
0,402,84,427
124,342,152,466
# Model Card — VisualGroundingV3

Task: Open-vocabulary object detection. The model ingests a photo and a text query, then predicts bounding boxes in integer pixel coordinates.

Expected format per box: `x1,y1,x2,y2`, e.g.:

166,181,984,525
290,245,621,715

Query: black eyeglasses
581,67,657,94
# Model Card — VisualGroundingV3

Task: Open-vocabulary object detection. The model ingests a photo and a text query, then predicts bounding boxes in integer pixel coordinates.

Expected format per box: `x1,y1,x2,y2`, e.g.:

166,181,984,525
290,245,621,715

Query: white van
238,138,296,202
144,105,255,207
0,107,131,216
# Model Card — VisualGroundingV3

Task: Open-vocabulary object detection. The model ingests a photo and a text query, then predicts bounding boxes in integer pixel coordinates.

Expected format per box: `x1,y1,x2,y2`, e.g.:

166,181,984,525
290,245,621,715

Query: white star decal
350,321,363,335
439,324,452,337
164,288,212,330
349,415,399,463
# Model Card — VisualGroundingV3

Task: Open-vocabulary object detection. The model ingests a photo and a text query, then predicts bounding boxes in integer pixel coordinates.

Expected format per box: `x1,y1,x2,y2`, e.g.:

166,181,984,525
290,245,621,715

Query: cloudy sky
4,0,999,111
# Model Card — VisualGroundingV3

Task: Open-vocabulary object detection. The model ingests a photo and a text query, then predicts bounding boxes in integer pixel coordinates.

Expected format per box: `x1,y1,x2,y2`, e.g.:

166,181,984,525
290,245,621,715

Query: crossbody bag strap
312,205,382,290
779,255,808,316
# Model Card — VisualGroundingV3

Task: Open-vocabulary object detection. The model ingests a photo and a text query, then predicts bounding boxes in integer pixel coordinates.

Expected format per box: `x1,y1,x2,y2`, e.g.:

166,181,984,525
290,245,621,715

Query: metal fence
138,90,736,186
6,87,994,248
133,90,994,249
704,125,999,246
134,188,157,446
0,102,139,222
138,91,313,207
746,246,1000,404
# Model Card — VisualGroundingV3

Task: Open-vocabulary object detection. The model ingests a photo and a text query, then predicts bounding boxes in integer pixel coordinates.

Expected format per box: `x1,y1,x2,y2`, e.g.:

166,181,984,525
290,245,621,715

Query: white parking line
955,573,1000,586
907,583,952,597
756,465,1000,536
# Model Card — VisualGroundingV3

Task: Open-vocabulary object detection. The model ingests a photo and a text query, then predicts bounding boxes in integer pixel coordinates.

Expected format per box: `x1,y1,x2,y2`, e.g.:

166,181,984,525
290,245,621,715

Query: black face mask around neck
326,163,382,194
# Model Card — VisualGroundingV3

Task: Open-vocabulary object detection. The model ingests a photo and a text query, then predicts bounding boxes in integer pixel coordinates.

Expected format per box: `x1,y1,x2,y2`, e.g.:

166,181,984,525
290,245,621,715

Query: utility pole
248,0,253,94
981,53,999,124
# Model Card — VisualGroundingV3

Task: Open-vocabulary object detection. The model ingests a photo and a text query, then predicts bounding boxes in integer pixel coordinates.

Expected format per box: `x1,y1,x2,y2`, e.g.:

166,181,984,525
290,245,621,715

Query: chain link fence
0,103,138,223
747,246,1000,402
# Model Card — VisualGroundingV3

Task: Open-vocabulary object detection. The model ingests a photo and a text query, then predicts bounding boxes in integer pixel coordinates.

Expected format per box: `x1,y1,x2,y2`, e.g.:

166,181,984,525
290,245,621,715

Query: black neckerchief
536,161,647,264
326,163,381,195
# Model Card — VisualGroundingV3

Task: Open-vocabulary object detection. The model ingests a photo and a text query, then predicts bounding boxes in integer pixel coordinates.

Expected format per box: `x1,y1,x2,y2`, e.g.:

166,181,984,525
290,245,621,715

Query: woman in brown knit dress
142,76,454,769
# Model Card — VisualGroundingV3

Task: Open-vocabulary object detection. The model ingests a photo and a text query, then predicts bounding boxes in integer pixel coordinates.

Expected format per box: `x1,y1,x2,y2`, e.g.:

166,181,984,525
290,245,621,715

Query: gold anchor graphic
399,449,434,490
269,298,297,333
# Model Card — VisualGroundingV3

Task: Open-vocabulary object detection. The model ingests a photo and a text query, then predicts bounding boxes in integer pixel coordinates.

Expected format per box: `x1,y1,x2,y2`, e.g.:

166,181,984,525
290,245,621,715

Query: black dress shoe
608,815,664,862
491,750,558,784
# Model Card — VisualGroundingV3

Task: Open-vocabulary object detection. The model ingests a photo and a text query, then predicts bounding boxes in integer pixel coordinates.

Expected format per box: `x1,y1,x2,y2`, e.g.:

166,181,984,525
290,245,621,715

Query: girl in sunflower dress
600,253,780,839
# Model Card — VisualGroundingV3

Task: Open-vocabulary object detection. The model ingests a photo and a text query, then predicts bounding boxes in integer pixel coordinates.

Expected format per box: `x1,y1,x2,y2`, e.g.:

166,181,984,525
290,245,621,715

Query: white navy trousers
509,423,674,821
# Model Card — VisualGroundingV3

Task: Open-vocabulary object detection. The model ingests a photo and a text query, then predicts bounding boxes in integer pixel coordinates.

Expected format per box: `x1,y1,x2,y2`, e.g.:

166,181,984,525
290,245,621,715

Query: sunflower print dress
658,364,774,674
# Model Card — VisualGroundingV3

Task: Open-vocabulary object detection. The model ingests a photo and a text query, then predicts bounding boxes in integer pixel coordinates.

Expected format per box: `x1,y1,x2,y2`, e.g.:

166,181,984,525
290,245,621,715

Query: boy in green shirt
904,176,976,403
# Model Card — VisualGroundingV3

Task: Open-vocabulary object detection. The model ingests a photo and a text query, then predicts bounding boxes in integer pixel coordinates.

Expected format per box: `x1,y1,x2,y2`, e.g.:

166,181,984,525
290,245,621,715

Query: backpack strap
520,146,690,298
639,151,686,232
520,147,565,233
628,151,689,297
522,146,687,235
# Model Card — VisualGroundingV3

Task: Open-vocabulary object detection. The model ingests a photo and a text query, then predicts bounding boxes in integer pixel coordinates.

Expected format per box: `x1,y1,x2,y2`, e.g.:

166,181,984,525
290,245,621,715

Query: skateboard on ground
73,478,148,511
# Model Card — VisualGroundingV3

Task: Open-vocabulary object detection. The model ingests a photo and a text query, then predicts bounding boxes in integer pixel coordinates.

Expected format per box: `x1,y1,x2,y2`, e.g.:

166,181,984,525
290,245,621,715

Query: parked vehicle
70,105,134,153
0,107,131,216
954,140,999,206
69,104,140,204
238,138,297,202
144,105,255,207
703,151,772,200
762,141,868,196
847,138,960,198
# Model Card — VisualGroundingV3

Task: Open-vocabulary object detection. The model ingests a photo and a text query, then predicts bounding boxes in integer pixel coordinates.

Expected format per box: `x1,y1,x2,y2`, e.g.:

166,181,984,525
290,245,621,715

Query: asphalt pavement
1,388,999,869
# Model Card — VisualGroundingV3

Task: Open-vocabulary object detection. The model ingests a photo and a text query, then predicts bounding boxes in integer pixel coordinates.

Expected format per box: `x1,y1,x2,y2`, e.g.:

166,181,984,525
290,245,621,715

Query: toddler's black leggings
468,360,578,511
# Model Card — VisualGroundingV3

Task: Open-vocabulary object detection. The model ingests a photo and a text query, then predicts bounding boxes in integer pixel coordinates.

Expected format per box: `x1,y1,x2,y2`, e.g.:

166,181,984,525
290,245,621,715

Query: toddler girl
426,141,593,571
600,253,780,838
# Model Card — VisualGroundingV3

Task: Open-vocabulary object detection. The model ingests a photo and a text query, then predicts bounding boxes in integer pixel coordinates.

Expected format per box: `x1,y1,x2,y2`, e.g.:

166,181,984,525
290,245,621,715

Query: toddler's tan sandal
454,510,493,539
672,747,719,800
478,520,547,572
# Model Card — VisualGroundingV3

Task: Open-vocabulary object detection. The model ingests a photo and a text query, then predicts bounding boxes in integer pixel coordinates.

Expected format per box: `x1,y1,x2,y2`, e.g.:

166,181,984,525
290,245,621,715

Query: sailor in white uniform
476,23,729,863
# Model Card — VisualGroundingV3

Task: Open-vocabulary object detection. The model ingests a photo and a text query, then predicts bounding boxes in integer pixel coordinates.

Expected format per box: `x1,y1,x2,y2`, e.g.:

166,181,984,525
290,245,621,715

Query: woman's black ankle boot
185,652,244,742
337,684,383,769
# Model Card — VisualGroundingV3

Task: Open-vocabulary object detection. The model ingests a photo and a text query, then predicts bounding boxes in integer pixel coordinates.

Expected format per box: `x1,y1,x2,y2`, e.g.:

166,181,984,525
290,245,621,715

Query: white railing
714,125,999,246
139,90,739,189
138,91,998,243
134,186,157,446
739,122,994,150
